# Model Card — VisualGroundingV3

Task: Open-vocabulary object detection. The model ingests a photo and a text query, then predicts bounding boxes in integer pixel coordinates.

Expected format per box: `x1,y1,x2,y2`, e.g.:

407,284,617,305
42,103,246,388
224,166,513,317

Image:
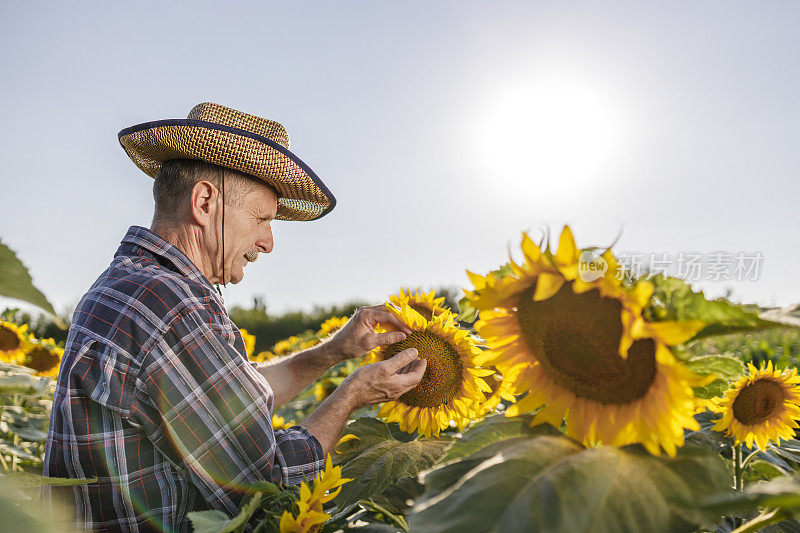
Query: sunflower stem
732,508,789,533
733,443,744,492
362,499,409,532
741,449,762,472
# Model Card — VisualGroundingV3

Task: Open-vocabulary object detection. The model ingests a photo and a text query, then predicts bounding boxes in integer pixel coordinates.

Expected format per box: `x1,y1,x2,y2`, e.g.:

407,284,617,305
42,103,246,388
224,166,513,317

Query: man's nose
256,225,274,253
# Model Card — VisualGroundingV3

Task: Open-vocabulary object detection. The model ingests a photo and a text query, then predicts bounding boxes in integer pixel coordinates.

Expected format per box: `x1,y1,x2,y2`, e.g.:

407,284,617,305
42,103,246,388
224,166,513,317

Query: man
42,103,427,532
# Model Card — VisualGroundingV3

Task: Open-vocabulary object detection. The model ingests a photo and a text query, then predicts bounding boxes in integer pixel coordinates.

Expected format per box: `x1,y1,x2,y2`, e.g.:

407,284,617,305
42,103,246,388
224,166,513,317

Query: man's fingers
382,313,412,335
363,308,412,335
372,331,407,348
386,348,419,372
397,358,427,388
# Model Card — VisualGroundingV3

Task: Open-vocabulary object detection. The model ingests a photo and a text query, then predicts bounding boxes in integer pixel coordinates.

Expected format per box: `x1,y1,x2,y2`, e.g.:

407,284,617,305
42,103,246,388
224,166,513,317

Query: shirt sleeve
128,302,324,515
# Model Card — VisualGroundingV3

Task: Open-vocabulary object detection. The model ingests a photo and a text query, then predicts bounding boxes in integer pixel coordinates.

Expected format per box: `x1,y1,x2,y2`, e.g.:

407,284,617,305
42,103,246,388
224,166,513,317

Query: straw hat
118,102,335,221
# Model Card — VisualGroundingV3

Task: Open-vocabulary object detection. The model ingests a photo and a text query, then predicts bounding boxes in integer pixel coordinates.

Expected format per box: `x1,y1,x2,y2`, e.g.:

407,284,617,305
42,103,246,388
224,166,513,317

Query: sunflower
0,320,30,363
20,337,64,377
472,366,519,417
362,301,493,437
272,414,295,430
300,339,321,350
314,380,339,402
251,350,278,364
389,287,448,321
239,329,256,357
710,362,800,450
273,336,302,356
279,455,352,533
466,226,707,456
316,316,348,338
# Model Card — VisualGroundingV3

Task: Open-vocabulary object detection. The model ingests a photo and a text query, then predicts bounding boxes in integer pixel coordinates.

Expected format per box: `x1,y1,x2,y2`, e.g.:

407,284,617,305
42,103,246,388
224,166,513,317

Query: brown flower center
410,303,435,321
516,282,657,405
732,378,785,425
25,346,60,373
379,330,463,408
0,325,21,352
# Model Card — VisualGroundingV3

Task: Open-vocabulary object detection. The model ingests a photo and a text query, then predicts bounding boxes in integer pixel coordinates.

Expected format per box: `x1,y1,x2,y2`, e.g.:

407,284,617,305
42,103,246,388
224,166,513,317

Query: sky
1,1,799,319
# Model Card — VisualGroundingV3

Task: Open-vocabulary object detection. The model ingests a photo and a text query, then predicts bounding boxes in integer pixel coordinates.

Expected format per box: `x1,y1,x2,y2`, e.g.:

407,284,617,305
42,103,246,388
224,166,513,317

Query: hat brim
118,119,336,221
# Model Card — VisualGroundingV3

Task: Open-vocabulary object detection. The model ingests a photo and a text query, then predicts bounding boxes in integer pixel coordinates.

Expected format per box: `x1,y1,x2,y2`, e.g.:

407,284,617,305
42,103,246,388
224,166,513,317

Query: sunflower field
4,229,800,532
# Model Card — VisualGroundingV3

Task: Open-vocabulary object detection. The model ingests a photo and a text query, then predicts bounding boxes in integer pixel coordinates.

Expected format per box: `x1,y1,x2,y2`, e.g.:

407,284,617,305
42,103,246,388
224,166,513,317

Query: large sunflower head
0,320,30,363
279,455,352,533
20,337,63,377
711,362,800,450
362,301,494,437
389,287,448,321
466,226,707,456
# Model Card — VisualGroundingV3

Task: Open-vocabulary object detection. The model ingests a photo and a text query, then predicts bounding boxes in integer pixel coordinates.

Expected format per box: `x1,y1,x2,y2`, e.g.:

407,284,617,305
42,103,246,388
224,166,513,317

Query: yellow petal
521,232,542,263
533,272,565,301
645,320,705,346
555,226,578,266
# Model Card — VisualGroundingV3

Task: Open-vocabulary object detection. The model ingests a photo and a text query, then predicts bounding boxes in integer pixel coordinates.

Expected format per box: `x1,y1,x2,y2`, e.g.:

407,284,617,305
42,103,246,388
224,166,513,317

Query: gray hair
152,159,276,225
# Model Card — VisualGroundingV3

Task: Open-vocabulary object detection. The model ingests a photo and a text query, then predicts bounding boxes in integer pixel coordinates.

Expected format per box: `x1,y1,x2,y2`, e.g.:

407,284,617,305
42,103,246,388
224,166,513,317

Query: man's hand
327,304,413,362
302,348,427,456
341,347,427,409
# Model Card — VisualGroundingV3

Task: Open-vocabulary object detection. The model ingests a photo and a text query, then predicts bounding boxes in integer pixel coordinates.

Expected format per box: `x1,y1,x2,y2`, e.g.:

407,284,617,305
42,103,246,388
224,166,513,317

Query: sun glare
476,80,624,197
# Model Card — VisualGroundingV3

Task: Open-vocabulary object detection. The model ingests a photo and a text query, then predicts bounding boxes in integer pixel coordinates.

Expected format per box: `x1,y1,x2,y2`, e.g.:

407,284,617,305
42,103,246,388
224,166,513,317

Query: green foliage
0,362,53,472
442,413,554,462
333,418,452,509
409,435,730,533
0,471,98,488
230,297,368,353
684,327,800,369
457,263,515,324
644,274,790,340
684,355,745,399
701,477,800,515
188,492,264,533
0,371,51,396
0,239,60,322
743,460,788,483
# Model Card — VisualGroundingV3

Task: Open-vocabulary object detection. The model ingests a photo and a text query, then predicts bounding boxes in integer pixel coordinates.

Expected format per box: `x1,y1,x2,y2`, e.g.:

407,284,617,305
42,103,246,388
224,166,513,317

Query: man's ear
189,180,218,227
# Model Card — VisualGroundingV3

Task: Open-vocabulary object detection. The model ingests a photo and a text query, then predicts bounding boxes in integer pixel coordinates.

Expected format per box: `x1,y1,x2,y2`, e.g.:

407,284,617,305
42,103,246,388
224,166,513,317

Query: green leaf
0,239,60,322
334,417,396,465
188,492,262,533
645,275,788,339
685,355,745,399
743,460,789,483
685,355,745,380
369,476,423,514
442,413,557,462
0,471,97,488
0,373,51,396
701,477,800,515
409,435,730,533
333,420,452,509
455,300,479,324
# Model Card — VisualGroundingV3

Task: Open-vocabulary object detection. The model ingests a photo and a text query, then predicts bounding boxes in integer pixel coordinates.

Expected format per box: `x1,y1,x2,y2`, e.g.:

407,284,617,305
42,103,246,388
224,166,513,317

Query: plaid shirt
42,225,324,532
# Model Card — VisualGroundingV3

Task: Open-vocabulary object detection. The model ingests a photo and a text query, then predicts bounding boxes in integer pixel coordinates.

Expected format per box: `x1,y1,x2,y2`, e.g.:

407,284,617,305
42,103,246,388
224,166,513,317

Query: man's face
219,181,278,285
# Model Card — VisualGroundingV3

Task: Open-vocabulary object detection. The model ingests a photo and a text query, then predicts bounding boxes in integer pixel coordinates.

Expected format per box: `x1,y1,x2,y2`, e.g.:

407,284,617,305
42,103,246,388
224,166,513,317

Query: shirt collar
117,226,223,301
